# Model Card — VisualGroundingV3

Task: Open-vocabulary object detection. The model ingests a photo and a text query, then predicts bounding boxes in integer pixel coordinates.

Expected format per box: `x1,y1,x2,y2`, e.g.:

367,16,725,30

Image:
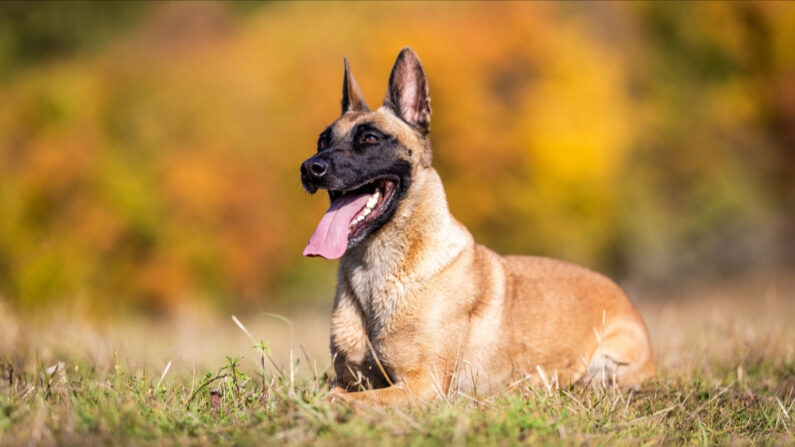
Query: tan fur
327,105,654,407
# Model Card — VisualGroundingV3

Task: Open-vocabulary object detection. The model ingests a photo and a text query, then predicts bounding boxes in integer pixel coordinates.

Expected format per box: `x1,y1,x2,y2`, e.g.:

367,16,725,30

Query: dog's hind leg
584,319,655,389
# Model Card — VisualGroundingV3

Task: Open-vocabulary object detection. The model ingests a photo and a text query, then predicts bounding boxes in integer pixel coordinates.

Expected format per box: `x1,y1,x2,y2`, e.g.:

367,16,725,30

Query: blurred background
0,1,793,322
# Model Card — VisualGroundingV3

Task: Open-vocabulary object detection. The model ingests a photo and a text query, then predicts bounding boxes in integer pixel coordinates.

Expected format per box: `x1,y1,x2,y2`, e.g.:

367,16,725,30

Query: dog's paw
327,387,377,409
327,386,349,404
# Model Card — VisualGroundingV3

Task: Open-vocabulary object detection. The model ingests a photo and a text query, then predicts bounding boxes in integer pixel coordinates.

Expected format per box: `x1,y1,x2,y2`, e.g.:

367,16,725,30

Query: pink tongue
303,193,371,259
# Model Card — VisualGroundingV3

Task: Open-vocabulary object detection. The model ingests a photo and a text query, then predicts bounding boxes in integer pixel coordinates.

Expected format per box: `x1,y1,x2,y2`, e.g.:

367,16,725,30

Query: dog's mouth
303,176,399,260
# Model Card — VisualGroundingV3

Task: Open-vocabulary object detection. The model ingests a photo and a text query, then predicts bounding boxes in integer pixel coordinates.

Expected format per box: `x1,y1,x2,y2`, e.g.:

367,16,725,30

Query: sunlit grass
1,276,793,445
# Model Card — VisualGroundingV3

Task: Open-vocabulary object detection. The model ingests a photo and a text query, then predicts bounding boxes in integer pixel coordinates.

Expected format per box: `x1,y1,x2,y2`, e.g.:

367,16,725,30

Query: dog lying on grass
300,47,655,406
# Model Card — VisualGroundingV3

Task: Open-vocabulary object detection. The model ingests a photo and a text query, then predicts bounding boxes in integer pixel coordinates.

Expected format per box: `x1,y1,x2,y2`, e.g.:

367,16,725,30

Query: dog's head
300,47,432,260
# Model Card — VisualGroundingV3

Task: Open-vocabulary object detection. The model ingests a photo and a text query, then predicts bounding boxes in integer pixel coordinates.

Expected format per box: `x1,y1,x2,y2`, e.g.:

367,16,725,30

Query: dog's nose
302,158,329,181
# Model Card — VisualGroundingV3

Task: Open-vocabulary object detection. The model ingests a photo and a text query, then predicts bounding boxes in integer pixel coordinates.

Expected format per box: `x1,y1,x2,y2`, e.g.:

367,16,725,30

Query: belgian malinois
300,47,655,406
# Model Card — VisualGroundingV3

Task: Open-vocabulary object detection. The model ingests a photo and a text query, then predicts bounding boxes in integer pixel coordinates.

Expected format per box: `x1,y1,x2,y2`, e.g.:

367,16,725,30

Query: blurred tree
0,2,792,313
0,2,149,79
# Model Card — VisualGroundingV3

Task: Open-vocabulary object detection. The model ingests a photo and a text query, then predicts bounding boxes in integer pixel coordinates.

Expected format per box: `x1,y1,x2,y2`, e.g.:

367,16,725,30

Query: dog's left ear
384,47,431,135
342,56,370,114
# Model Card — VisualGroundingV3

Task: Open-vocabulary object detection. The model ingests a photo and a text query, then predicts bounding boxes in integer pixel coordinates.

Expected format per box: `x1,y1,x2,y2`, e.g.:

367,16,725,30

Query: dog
300,47,655,406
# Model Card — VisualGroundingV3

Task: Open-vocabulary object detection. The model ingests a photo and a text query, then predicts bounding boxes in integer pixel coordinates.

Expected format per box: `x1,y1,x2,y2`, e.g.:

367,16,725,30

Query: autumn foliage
0,2,793,312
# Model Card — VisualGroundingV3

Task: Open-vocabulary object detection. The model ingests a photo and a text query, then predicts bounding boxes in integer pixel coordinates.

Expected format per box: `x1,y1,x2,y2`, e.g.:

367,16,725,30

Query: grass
1,275,794,446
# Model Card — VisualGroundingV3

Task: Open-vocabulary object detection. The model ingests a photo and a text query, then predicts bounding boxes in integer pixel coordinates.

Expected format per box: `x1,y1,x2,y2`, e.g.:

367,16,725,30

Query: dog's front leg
330,371,438,407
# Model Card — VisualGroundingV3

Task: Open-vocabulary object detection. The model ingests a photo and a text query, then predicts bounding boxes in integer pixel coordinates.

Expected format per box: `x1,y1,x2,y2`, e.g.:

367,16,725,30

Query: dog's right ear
341,57,369,114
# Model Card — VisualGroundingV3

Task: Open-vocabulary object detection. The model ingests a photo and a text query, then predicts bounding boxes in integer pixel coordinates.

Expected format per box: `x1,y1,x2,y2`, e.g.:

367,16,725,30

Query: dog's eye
363,134,379,144
317,128,332,151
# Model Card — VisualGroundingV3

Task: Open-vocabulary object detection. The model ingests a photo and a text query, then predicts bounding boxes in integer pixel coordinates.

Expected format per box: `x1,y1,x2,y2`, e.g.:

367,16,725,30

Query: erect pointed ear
341,57,369,114
384,47,431,134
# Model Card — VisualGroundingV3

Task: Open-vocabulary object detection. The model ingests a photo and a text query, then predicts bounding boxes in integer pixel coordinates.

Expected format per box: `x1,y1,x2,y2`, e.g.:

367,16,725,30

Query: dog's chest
347,263,408,336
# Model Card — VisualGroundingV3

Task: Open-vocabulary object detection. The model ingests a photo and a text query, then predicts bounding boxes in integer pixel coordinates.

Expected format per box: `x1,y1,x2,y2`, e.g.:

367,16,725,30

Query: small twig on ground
263,313,295,397
155,360,172,392
184,373,228,409
535,365,553,396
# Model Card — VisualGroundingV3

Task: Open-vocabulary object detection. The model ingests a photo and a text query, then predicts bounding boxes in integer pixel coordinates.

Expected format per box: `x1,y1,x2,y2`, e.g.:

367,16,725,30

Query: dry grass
1,273,794,445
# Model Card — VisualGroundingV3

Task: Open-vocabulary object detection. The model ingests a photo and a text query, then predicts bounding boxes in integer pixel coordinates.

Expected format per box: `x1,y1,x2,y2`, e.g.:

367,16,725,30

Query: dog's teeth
352,190,382,228
366,191,379,210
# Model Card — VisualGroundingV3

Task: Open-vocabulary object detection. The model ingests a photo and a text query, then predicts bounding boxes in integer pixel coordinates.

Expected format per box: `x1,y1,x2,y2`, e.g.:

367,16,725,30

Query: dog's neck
340,167,472,336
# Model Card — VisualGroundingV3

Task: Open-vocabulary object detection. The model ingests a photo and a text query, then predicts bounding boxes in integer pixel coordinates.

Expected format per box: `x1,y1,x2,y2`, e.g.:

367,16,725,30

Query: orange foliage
0,2,793,311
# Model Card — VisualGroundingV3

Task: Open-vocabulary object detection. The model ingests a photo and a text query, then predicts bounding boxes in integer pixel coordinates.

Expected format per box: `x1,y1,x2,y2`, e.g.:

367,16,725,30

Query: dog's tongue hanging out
303,193,371,259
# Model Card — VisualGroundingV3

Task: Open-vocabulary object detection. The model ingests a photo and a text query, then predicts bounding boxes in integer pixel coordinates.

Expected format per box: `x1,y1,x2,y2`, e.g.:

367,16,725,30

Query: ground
1,273,793,446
